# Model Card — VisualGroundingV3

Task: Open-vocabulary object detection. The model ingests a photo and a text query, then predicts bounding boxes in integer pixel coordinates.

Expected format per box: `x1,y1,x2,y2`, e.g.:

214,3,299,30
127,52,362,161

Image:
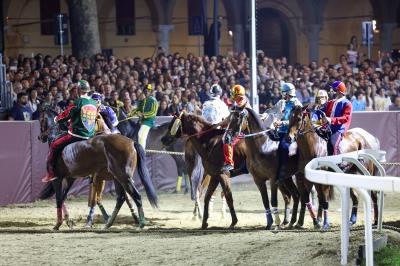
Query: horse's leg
283,178,300,229
254,178,273,230
201,176,219,230
61,177,75,229
371,191,378,226
120,177,147,228
218,174,238,229
85,178,97,228
184,173,190,194
278,184,291,225
124,192,139,224
103,180,125,229
270,180,282,229
95,179,109,222
295,176,317,229
221,191,227,219
52,178,64,230
350,188,359,225
321,186,330,230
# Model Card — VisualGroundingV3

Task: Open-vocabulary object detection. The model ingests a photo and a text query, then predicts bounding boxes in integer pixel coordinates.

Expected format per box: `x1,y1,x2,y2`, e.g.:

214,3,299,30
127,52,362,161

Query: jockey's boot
222,163,234,174
42,164,57,183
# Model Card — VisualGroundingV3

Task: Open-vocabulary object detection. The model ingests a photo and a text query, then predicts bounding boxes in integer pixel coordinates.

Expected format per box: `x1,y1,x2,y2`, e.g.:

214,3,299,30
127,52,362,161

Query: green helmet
78,80,90,92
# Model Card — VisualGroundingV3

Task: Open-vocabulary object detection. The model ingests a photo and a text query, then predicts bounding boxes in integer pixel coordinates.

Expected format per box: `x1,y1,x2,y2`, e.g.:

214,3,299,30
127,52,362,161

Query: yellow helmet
144,84,152,91
231,84,245,99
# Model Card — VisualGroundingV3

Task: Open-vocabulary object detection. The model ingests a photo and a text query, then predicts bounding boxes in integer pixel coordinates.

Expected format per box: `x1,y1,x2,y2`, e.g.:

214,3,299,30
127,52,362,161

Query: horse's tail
133,141,158,208
190,153,204,201
39,182,55,200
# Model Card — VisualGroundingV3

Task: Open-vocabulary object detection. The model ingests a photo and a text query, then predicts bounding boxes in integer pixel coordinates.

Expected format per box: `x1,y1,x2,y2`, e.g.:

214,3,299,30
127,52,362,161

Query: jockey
315,89,329,110
42,80,98,183
221,84,250,173
91,92,120,134
202,84,230,124
135,84,158,149
321,81,352,155
269,83,302,185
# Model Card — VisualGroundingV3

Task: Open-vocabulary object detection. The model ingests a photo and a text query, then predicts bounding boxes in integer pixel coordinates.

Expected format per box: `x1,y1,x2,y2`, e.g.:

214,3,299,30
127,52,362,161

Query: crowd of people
4,47,400,122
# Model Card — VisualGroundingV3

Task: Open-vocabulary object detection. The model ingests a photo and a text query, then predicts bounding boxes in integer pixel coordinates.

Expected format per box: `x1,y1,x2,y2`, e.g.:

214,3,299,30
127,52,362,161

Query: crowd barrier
0,112,399,206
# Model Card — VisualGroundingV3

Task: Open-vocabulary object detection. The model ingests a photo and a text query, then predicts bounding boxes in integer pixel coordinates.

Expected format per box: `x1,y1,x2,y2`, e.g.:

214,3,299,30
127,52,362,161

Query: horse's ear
302,105,309,111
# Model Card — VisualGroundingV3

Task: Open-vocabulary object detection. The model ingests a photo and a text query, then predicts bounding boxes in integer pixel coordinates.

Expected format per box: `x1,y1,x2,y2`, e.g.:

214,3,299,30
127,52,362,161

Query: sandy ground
1,183,400,266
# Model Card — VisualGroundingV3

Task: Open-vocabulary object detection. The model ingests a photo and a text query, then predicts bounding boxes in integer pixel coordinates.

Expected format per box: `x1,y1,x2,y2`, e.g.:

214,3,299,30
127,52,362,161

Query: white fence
305,149,400,266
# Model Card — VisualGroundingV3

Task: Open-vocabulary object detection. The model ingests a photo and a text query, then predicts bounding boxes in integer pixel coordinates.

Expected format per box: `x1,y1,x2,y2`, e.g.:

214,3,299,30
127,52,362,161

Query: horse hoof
294,224,304,230
274,225,282,231
266,224,273,230
53,223,62,231
313,220,321,229
373,220,378,226
322,224,330,231
84,223,92,229
282,220,289,226
286,223,294,230
66,219,74,229
201,223,208,230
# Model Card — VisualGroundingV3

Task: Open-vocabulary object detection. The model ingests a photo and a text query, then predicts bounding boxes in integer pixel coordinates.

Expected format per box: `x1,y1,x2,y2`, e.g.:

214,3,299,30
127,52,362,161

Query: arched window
115,0,135,35
40,0,60,35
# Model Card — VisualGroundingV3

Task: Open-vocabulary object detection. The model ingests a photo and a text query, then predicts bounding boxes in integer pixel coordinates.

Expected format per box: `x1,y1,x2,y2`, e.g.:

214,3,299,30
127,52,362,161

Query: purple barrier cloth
0,112,399,206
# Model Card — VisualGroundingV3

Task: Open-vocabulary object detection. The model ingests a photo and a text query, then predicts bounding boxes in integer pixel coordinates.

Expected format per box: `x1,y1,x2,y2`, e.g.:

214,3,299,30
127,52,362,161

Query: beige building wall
2,0,399,63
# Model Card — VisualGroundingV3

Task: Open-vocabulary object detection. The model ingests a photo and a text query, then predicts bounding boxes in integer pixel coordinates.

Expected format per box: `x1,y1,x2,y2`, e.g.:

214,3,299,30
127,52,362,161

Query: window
40,0,60,35
115,0,135,35
188,0,207,35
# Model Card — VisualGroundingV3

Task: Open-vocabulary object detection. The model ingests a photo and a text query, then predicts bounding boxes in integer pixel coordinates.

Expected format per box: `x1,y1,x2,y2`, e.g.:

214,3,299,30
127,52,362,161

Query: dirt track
1,183,400,266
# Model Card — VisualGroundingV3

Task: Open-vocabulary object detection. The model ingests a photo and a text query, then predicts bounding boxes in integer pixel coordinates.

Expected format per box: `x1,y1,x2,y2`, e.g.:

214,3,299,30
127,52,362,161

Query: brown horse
38,114,158,230
225,107,324,229
161,112,295,229
39,111,141,229
287,105,380,228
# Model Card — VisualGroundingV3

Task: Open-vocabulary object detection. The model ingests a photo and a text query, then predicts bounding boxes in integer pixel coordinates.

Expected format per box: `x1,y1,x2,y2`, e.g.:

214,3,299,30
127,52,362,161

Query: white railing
305,149,400,266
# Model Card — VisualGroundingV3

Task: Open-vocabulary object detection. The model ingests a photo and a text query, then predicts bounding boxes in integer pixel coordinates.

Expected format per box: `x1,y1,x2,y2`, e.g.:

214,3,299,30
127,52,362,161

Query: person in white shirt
201,84,230,125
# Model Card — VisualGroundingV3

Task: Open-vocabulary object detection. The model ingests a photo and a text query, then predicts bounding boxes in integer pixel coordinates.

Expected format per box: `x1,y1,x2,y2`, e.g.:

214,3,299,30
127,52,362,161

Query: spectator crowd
4,45,400,121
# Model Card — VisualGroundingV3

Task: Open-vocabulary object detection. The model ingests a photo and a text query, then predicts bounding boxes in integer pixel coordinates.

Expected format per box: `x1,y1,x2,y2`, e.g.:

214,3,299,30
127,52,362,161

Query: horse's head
287,105,331,142
38,106,59,144
225,106,249,137
161,112,184,146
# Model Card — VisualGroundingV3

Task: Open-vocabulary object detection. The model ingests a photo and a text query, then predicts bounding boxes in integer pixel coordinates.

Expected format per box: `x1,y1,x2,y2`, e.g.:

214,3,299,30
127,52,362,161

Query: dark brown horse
38,114,158,230
161,112,294,229
287,105,380,227
225,107,323,229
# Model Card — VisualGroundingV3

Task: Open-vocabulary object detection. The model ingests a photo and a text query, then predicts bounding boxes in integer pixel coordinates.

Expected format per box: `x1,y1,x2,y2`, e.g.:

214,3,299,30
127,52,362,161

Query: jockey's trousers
47,134,82,177
327,131,343,155
138,124,151,149
223,137,240,167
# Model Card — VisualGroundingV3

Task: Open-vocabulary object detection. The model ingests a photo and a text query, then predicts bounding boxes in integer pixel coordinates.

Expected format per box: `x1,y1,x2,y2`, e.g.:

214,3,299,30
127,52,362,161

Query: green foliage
374,245,400,266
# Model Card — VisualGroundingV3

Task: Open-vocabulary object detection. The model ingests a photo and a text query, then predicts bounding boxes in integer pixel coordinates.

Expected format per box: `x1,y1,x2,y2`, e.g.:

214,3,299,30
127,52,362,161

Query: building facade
1,0,400,63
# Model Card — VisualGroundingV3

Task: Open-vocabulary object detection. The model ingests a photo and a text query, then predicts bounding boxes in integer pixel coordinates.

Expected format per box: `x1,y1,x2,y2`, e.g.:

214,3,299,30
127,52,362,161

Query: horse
117,110,190,193
287,105,381,227
225,107,319,229
160,112,295,229
39,108,141,228
38,109,158,230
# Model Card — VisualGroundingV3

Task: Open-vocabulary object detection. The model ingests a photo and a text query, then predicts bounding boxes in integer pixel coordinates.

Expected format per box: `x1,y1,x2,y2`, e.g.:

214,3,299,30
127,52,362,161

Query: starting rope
145,149,184,156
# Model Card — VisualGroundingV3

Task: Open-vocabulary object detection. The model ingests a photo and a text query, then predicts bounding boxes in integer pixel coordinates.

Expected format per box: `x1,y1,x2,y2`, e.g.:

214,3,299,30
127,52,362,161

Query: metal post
339,186,350,265
357,188,374,266
58,14,64,56
213,0,218,56
367,22,371,60
250,0,259,112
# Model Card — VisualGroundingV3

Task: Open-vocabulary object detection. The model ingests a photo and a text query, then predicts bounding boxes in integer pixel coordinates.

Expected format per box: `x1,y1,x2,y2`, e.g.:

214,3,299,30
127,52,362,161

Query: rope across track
145,149,184,156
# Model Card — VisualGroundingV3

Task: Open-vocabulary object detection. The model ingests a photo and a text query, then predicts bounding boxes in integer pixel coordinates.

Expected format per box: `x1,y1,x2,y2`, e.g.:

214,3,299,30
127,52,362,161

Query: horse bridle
225,108,248,138
170,112,184,137
290,109,329,141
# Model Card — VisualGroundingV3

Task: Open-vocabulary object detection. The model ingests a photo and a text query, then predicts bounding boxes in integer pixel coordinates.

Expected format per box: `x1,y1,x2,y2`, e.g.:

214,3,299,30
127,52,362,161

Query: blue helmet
92,92,103,102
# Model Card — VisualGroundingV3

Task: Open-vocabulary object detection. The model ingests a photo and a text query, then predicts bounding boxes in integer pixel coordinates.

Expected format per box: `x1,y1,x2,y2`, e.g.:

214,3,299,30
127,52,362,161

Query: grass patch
374,245,400,266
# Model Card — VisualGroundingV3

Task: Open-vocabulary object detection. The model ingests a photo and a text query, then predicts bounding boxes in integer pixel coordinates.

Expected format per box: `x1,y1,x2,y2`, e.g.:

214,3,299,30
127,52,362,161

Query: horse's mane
245,107,265,131
185,113,213,128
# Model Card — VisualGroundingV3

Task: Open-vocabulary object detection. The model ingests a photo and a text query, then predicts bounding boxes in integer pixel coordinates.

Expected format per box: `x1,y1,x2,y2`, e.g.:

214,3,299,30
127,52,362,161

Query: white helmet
209,84,222,97
316,89,328,98
281,83,296,97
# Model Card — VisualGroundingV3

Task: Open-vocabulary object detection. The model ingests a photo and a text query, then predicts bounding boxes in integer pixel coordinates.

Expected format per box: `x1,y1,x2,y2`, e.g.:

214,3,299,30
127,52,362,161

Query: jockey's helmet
331,81,346,95
210,84,222,97
92,92,103,104
144,84,152,91
231,84,245,100
281,83,296,97
316,89,328,105
77,80,90,92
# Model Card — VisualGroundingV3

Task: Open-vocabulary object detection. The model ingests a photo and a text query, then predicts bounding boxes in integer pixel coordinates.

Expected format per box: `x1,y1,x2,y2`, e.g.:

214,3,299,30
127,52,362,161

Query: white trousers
138,124,151,149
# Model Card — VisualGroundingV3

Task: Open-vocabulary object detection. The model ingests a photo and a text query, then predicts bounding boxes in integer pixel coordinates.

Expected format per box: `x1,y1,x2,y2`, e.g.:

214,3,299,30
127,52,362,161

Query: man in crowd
9,92,32,121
